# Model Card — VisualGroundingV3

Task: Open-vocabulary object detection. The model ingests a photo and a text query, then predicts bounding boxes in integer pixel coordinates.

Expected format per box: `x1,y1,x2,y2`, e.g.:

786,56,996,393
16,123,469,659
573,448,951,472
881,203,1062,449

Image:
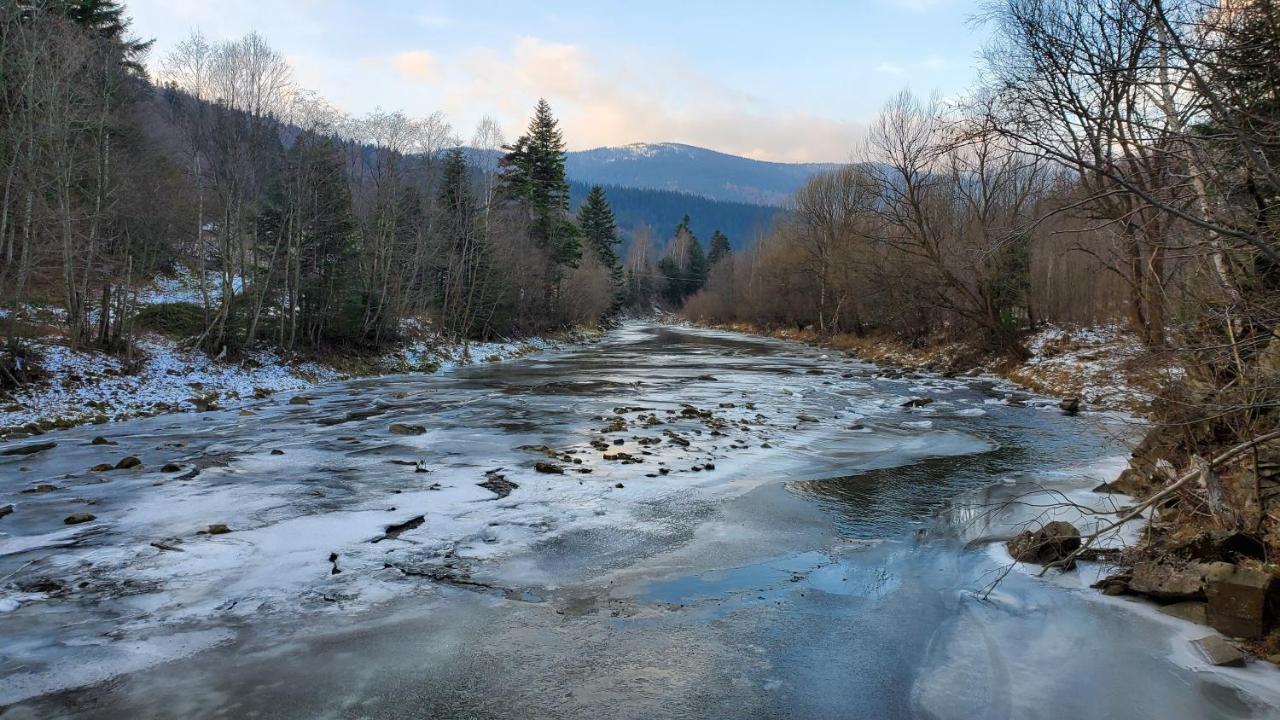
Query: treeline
0,0,631,366
687,0,1279,366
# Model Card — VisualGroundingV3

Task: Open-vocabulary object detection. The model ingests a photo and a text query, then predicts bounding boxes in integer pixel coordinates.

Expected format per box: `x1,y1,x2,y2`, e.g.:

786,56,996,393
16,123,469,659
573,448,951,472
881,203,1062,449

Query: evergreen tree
36,0,152,70
577,185,623,313
707,230,732,266
499,99,580,269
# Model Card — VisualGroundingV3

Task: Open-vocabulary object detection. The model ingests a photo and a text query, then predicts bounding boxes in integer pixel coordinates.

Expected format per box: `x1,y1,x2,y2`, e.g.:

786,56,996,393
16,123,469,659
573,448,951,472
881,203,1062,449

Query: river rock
161,463,182,473
1,441,57,456
389,423,426,435
901,398,933,408
0,503,13,519
535,461,564,474
90,436,116,445
114,456,142,470
288,395,311,405
1129,560,1212,601
1059,397,1081,414
1205,563,1277,640
1191,635,1247,667
1006,521,1081,564
64,512,96,525
1160,601,1209,626
206,523,231,535
90,463,115,472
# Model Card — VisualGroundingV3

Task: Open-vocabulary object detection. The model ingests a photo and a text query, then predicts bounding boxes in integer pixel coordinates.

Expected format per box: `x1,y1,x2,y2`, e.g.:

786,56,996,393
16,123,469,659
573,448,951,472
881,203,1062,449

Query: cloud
876,62,906,76
391,50,440,84
436,37,861,162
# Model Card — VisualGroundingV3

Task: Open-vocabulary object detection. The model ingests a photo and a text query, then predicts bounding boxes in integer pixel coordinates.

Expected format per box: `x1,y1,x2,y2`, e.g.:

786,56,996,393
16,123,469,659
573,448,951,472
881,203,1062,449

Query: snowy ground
1011,323,1170,411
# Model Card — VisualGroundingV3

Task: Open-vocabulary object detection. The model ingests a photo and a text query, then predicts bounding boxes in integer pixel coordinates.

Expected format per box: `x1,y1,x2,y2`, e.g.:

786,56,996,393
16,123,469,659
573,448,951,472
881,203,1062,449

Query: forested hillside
567,182,781,251
565,143,839,206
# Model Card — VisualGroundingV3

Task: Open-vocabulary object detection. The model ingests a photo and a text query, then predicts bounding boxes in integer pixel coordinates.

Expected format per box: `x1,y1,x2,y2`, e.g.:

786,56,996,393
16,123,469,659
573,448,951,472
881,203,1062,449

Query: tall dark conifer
707,230,731,266
499,99,580,269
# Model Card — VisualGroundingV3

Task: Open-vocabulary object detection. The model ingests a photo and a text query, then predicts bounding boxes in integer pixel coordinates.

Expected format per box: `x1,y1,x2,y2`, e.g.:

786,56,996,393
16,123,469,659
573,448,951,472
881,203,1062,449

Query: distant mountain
568,182,783,251
565,143,842,207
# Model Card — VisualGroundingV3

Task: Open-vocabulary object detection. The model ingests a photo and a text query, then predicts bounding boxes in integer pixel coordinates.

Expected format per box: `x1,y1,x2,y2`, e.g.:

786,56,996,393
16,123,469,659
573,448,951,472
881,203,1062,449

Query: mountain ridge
564,142,842,206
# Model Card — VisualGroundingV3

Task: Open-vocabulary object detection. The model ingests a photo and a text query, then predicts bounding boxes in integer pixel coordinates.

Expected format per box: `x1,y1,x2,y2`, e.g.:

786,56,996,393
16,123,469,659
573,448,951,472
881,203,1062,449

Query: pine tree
499,99,580,269
707,230,731,267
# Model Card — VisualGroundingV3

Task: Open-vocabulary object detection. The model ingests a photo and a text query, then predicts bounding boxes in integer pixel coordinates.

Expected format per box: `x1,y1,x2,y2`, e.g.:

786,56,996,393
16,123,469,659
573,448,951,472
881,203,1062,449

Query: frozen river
2,322,1279,718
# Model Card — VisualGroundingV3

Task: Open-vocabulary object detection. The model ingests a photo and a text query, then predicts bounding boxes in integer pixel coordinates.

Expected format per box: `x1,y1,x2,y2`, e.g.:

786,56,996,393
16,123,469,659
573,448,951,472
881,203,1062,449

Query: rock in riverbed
1007,521,1081,565
1059,397,1081,415
114,456,142,470
1192,635,1247,667
0,503,13,519
389,423,426,435
535,461,564,474
64,512,96,525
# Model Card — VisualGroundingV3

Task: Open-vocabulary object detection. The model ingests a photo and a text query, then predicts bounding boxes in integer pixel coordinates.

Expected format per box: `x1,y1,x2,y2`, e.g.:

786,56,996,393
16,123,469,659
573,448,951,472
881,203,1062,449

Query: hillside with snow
565,143,841,206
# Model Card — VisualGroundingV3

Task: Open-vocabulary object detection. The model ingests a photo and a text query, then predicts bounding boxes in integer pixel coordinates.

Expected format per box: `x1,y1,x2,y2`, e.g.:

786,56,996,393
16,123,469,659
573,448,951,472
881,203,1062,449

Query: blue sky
126,0,988,162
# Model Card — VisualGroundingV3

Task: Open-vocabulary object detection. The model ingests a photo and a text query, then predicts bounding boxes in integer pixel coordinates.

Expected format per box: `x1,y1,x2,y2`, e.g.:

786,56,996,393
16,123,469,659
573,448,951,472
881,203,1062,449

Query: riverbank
702,321,1168,416
692,320,1280,666
0,320,597,439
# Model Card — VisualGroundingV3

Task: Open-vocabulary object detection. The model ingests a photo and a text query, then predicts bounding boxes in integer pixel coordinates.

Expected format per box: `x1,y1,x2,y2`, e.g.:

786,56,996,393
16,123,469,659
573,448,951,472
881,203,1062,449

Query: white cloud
391,50,440,84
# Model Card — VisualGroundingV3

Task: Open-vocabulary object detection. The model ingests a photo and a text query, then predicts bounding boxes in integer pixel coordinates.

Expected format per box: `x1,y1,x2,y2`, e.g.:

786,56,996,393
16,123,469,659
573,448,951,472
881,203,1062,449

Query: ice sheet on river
2,322,1276,718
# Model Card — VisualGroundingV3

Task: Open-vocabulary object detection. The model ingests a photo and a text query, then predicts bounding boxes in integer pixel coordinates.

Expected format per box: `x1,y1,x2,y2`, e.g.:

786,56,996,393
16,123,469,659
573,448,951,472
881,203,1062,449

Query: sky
124,0,990,163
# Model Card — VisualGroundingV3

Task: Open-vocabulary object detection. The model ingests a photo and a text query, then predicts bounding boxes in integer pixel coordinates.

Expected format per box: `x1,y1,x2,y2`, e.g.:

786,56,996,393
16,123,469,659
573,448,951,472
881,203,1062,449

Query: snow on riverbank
0,329,575,436
706,320,1167,414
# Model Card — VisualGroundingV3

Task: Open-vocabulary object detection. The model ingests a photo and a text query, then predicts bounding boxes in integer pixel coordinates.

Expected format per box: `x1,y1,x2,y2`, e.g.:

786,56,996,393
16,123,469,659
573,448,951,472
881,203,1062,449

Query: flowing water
2,322,1279,719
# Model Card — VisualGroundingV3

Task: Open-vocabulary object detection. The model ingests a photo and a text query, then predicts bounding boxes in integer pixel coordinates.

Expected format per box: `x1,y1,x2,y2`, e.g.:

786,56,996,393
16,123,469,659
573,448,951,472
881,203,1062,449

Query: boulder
1094,574,1131,596
389,423,426,436
161,463,182,473
90,463,115,472
0,503,13,519
901,398,934,408
288,395,312,405
206,523,231,535
90,436,116,445
1059,397,1081,415
1,441,57,456
1007,521,1081,565
535,461,564,474
1205,563,1277,640
114,456,142,470
1129,560,1212,601
64,512,96,525
1159,601,1209,626
1191,635,1247,667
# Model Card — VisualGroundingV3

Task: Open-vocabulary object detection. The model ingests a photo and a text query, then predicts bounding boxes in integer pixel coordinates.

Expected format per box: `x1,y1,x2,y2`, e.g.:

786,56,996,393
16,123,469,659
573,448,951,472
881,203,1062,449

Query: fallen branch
1040,429,1280,575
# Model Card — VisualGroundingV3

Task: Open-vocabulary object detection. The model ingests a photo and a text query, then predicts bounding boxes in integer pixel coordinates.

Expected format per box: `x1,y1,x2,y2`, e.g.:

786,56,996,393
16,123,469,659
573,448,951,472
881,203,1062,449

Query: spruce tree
577,185,622,274
707,230,731,267
499,99,580,269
